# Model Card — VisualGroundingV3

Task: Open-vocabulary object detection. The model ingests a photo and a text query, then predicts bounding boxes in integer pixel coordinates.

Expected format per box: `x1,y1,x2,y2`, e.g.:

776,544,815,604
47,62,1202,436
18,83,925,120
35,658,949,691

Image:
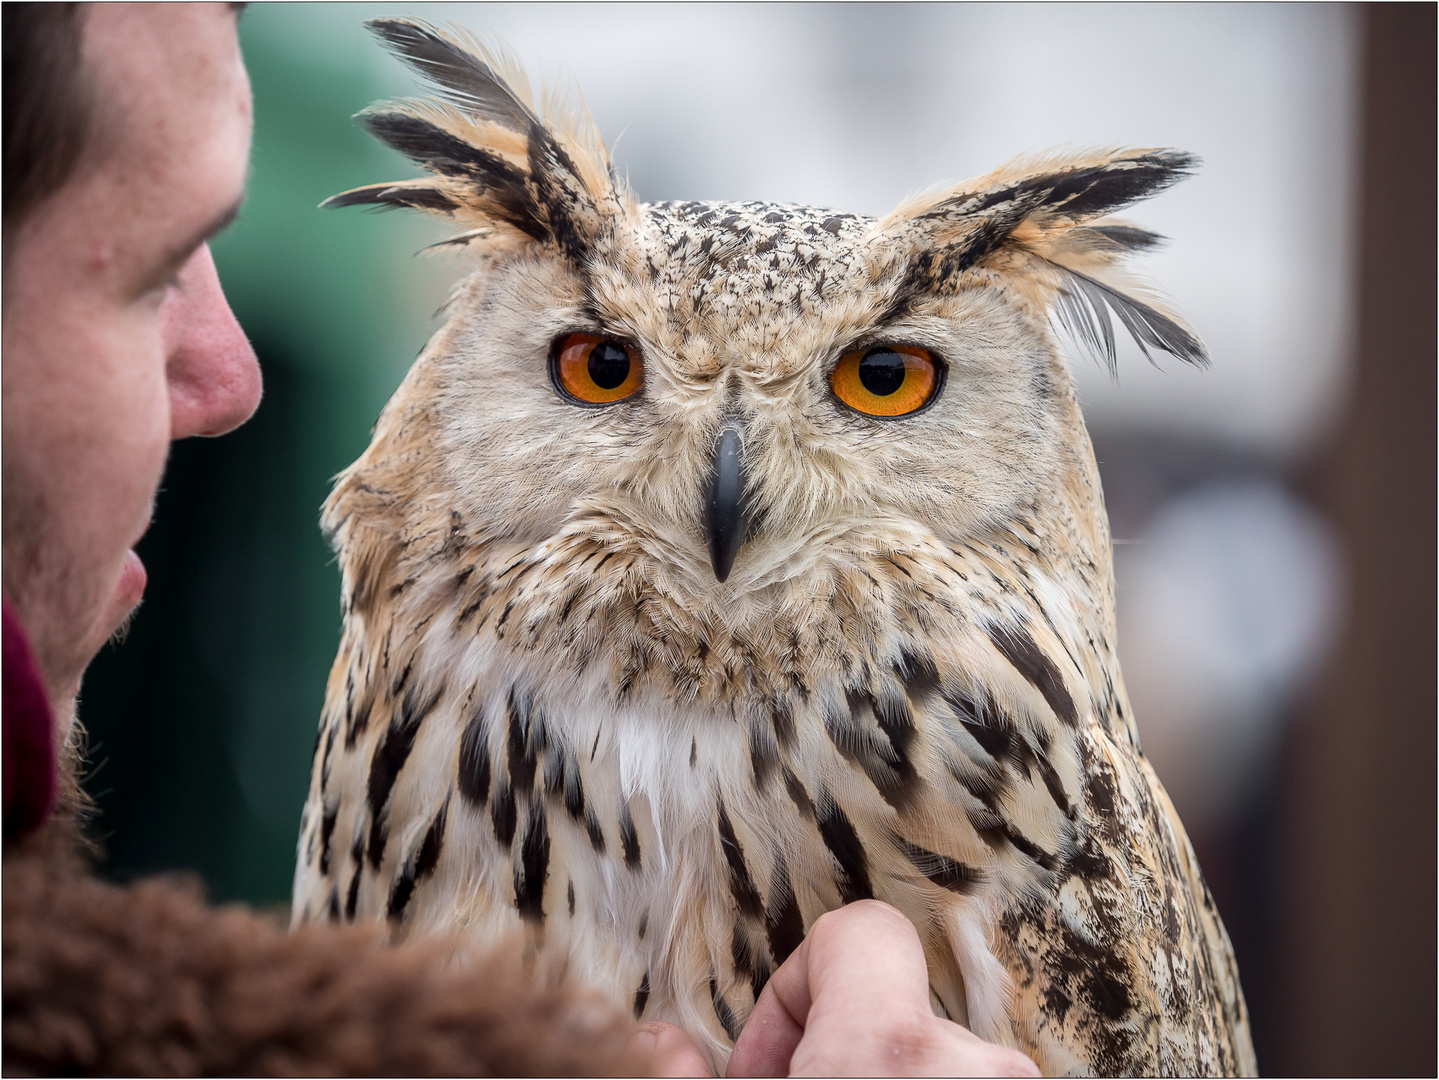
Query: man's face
2,3,260,710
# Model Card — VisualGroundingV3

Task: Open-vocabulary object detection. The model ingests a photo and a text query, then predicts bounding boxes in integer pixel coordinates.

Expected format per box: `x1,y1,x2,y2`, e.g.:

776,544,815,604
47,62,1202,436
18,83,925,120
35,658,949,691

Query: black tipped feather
1054,264,1208,376
323,183,458,213
419,229,492,251
357,112,547,239
1087,224,1166,251
1032,151,1197,220
361,113,534,213
360,112,519,182
960,151,1198,227
365,17,538,132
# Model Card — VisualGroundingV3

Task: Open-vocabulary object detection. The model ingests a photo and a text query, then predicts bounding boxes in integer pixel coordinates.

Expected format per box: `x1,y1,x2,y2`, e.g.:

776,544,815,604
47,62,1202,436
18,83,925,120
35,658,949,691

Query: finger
730,900,929,1077
727,976,806,1077
788,902,971,1077
626,1020,712,1077
802,899,933,1024
728,906,819,1077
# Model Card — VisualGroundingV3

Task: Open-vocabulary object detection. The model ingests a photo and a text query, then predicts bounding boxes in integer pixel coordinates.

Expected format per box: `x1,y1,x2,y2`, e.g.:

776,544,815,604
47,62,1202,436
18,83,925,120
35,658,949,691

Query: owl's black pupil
588,342,631,389
857,348,907,396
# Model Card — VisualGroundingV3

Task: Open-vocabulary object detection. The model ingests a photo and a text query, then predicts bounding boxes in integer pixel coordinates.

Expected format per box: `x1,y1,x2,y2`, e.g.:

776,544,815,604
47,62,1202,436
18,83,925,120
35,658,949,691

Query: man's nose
162,243,262,439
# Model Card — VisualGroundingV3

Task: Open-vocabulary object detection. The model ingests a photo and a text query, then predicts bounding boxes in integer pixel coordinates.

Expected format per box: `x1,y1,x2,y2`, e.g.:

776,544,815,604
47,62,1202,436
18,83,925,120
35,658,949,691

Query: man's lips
116,548,147,607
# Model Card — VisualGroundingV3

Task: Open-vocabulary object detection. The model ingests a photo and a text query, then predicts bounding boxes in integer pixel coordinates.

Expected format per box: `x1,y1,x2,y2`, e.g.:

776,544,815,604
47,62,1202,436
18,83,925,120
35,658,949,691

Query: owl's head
328,18,1204,620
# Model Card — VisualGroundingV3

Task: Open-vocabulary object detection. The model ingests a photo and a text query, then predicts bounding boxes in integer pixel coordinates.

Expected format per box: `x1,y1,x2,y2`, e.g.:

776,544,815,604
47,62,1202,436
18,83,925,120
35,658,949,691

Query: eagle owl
293,18,1255,1076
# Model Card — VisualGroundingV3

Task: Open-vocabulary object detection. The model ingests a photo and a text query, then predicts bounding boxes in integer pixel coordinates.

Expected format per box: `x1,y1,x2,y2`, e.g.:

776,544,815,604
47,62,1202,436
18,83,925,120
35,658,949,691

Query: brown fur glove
3,822,636,1077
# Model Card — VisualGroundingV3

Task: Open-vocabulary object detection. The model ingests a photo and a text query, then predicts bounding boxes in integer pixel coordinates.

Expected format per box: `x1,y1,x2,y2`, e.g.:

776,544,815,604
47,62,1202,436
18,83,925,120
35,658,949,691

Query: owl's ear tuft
881,148,1207,374
324,18,630,260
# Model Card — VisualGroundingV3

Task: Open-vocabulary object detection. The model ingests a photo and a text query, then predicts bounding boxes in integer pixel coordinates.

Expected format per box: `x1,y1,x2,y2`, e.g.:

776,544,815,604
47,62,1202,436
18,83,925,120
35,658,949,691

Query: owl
292,18,1255,1077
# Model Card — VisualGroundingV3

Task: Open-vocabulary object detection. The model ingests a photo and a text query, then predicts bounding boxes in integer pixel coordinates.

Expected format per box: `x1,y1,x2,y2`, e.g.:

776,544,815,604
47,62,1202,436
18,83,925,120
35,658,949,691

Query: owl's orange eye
551,333,643,405
829,345,941,417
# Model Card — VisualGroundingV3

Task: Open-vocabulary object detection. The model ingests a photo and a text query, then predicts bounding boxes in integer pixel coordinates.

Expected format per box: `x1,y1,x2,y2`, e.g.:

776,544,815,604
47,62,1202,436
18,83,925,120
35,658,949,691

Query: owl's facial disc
703,425,752,582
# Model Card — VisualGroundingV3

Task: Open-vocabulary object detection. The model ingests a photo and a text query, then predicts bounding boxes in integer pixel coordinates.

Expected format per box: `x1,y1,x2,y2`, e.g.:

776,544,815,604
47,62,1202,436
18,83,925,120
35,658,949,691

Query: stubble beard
1,456,111,712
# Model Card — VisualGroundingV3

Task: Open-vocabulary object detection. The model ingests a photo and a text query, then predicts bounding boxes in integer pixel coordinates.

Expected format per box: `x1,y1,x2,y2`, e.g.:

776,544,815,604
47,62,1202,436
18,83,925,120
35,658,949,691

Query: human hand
727,899,1041,1077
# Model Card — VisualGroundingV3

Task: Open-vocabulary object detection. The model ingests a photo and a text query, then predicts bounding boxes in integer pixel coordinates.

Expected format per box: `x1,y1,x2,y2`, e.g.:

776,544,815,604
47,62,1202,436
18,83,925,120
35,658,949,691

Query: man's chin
44,551,145,752
107,601,142,645
7,546,150,712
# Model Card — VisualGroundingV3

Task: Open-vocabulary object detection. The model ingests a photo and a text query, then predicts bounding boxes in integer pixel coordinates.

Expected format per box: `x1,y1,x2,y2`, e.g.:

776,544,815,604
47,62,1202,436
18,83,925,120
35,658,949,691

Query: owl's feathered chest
294,512,1251,1074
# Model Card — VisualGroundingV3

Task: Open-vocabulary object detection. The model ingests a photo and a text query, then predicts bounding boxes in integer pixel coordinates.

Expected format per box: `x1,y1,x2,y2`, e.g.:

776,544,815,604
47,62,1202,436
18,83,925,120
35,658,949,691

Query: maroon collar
3,597,55,838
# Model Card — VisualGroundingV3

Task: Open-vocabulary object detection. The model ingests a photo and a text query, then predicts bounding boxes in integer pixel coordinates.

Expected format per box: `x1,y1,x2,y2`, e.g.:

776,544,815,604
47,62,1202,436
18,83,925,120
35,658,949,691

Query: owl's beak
703,425,751,583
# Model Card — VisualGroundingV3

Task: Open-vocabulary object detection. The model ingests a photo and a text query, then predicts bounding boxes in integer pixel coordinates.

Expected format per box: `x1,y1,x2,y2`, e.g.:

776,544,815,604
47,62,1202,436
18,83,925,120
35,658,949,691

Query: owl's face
418,200,1067,610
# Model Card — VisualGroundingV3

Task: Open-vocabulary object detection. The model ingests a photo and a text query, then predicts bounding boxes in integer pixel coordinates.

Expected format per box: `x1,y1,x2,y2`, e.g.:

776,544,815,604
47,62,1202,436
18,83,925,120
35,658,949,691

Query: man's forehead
82,4,248,153
70,3,251,277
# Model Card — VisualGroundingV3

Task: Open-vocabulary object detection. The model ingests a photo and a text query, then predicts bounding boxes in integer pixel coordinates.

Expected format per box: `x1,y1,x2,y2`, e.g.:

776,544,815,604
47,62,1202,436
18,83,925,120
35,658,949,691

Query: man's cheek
93,334,172,539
